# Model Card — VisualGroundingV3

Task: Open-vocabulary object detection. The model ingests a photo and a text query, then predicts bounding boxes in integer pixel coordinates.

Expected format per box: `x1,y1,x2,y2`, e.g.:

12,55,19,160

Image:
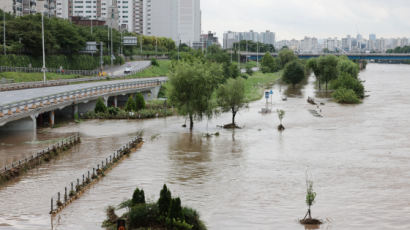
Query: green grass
244,71,281,102
0,72,84,83
127,60,171,78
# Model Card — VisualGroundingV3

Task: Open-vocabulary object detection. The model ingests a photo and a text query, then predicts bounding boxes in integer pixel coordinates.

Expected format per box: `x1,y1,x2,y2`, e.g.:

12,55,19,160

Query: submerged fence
50,136,143,215
0,134,81,185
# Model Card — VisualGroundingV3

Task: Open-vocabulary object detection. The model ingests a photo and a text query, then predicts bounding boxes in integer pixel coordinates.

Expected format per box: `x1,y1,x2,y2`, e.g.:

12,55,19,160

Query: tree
337,57,359,78
278,48,297,67
304,178,316,220
132,187,146,205
158,184,172,216
330,73,364,98
282,60,305,88
168,59,223,130
261,52,275,73
277,109,285,131
95,97,107,113
245,64,253,75
216,78,246,127
135,93,146,111
125,96,137,112
307,58,322,89
169,197,183,221
318,55,339,90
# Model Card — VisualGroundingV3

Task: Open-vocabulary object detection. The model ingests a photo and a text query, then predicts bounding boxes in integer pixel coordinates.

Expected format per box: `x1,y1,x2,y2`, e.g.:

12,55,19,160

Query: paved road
105,61,151,77
0,77,167,106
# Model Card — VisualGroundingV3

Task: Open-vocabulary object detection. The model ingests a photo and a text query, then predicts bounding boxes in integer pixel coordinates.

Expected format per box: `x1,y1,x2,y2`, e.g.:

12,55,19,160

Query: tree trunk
189,114,194,130
232,109,236,126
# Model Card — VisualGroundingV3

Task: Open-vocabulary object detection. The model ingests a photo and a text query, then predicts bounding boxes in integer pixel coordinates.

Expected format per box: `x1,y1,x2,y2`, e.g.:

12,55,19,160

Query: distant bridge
0,78,166,130
236,51,410,61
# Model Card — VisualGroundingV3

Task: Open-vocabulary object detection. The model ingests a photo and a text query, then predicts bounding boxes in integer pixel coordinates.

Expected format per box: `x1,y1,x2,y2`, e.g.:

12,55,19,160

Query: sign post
117,219,126,230
265,91,270,104
270,90,273,104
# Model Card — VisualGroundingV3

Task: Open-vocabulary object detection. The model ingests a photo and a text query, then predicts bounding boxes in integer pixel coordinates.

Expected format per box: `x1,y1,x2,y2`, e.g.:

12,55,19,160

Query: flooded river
1,64,410,229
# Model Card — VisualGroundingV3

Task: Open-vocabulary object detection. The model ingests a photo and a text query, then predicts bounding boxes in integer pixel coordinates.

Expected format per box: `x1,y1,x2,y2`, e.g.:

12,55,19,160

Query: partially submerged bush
332,88,360,104
330,73,364,98
94,97,107,113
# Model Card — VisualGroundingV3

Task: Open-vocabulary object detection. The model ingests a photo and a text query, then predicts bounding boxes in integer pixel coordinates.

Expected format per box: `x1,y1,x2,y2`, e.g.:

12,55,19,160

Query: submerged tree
277,109,285,131
301,173,322,225
217,78,246,128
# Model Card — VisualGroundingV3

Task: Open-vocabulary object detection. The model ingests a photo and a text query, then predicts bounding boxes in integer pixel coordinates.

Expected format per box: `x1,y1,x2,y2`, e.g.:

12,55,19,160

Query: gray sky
201,0,410,40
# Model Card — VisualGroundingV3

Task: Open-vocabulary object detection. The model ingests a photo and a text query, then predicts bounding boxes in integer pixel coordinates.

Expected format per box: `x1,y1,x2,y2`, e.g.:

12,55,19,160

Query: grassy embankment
243,71,281,102
0,72,83,83
126,60,171,78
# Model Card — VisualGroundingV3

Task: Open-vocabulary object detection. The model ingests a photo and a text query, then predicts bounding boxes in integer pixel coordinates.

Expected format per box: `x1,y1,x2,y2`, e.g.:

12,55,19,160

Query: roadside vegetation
85,97,173,120
102,185,207,230
126,60,171,78
0,72,84,82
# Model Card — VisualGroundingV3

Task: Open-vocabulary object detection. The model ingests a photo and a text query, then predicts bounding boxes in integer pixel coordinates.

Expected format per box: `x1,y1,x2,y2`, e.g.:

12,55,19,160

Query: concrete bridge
0,77,166,130
236,51,410,61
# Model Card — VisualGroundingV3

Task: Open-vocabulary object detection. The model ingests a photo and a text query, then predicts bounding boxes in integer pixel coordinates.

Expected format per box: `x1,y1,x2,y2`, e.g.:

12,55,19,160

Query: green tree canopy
318,55,339,90
337,57,359,78
168,59,223,130
217,78,246,126
282,60,306,87
278,49,297,67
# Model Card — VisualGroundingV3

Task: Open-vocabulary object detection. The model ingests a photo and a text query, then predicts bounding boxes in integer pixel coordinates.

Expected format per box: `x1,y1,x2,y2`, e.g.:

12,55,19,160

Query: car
124,66,132,74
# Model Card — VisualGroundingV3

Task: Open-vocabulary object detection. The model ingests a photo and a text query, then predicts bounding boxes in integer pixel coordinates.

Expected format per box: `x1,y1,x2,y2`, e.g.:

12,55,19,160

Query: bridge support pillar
30,114,37,131
73,104,79,117
49,111,55,127
114,96,118,108
103,96,109,107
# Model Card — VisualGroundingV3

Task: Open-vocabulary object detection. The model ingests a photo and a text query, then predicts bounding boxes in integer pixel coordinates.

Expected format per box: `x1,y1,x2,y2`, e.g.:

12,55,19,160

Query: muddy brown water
1,64,410,230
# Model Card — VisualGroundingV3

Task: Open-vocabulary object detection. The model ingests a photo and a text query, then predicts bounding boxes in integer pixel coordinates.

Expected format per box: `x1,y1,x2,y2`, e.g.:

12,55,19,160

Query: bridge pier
49,111,55,127
114,96,118,108
30,114,37,131
103,96,109,107
73,104,79,117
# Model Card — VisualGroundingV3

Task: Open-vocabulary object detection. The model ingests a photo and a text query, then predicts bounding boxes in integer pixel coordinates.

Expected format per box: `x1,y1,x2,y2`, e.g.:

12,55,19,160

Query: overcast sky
201,0,410,40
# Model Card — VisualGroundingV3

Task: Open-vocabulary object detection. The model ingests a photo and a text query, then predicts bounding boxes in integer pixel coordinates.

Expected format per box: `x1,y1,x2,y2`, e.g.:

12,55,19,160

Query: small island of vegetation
102,184,206,230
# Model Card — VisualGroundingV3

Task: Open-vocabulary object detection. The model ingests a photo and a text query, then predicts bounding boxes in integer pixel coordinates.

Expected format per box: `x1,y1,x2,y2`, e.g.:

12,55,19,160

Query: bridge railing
0,78,166,119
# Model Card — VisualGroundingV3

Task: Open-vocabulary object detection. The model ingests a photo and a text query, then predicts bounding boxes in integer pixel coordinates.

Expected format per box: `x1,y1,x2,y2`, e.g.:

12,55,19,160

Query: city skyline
201,0,410,40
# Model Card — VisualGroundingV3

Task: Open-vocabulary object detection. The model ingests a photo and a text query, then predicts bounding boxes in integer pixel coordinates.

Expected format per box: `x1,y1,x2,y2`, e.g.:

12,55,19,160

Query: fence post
88,171,90,180
92,168,95,177
51,198,53,213
64,187,67,202
58,192,61,204
71,182,74,193
82,174,85,184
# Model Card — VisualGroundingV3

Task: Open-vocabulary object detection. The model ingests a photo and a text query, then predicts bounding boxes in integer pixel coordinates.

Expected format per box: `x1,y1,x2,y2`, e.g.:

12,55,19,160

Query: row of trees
167,46,247,129
260,49,298,73
386,46,410,53
233,40,276,53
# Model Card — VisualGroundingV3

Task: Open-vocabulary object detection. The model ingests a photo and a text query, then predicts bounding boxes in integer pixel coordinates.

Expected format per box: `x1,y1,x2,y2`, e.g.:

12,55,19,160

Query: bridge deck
0,77,166,106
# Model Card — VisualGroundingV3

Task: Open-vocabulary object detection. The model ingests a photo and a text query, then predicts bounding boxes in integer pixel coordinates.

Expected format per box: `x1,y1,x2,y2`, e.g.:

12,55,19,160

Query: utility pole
41,12,46,83
237,41,240,70
246,40,248,64
110,23,113,67
140,34,143,54
100,41,103,73
257,40,259,67
3,10,6,55
155,37,157,57
177,34,180,61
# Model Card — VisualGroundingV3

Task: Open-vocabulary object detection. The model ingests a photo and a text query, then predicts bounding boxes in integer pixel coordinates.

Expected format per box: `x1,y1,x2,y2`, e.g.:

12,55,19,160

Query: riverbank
244,71,281,102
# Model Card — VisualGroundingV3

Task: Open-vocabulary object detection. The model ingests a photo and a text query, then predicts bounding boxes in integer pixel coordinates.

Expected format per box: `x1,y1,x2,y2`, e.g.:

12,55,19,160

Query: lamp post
3,10,6,55
41,12,46,83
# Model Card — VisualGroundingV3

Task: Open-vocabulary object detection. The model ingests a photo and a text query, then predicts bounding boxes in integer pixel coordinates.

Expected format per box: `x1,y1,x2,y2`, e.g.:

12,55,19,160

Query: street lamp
41,12,46,83
3,10,6,55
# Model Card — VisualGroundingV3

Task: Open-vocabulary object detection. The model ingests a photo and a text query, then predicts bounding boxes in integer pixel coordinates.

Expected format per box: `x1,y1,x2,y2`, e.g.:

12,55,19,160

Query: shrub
129,203,159,228
332,88,360,104
125,96,137,112
107,106,120,116
169,197,183,220
158,184,172,216
151,58,159,66
245,64,253,75
183,207,207,230
132,187,146,205
135,93,146,111
330,73,364,98
94,97,107,113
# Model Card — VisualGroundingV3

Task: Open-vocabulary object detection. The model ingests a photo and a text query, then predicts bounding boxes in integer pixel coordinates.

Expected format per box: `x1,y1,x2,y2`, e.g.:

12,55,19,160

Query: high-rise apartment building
133,0,143,34
56,0,69,18
0,0,37,16
223,30,276,49
143,0,201,45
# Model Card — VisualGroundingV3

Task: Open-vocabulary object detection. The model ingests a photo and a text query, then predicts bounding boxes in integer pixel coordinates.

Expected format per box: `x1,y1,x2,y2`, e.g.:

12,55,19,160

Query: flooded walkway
1,64,410,229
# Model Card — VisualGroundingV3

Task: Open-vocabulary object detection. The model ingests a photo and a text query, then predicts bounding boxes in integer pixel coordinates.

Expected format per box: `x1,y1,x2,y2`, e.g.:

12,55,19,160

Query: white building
0,0,37,16
143,0,201,46
56,0,69,18
0,1,14,14
117,0,133,32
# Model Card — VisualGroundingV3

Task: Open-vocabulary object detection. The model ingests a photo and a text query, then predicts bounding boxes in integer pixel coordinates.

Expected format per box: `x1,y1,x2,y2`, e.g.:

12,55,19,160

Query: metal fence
0,134,80,174
0,78,166,120
0,66,99,76
50,137,142,214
